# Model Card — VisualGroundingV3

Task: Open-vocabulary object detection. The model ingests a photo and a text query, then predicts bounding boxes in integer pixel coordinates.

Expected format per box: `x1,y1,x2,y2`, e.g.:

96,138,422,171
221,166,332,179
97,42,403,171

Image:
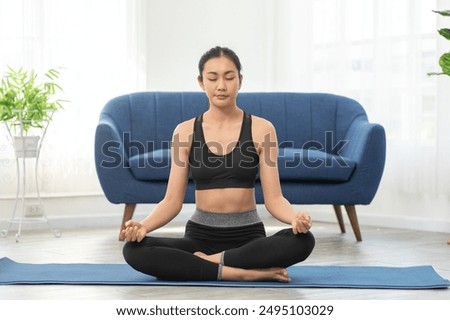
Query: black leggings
123,220,315,281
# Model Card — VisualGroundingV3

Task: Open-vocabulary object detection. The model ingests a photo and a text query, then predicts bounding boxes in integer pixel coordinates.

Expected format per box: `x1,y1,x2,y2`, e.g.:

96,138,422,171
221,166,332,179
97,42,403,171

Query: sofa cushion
278,148,356,182
129,148,356,182
129,149,171,181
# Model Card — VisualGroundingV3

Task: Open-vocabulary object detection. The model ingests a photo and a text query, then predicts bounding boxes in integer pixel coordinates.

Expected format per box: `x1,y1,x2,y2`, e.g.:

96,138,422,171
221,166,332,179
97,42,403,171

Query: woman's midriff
195,188,257,213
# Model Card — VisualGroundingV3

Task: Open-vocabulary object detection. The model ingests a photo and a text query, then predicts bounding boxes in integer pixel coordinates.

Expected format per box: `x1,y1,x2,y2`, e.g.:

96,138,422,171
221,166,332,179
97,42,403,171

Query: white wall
143,0,276,91
141,0,316,92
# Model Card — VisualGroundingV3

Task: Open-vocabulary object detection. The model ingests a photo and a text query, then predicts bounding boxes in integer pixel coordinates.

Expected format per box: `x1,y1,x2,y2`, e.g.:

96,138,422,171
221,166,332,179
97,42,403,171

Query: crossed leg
123,235,292,282
195,229,315,282
123,228,314,282
194,252,291,282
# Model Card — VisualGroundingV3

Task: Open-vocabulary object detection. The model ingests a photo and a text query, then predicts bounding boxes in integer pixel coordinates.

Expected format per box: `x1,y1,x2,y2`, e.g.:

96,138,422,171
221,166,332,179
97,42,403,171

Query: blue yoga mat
0,257,448,289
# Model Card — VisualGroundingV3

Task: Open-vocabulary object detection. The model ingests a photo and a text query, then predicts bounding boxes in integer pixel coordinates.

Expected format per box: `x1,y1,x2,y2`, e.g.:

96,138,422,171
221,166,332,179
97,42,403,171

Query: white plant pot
13,135,41,158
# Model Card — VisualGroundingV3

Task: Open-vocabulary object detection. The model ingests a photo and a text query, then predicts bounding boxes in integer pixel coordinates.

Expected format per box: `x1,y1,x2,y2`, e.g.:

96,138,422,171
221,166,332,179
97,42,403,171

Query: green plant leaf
438,28,450,40
46,68,60,79
433,10,450,16
439,52,450,76
0,66,67,135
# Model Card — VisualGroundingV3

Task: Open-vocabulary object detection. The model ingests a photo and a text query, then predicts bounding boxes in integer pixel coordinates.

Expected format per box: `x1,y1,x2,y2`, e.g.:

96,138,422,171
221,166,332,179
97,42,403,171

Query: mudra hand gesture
291,212,312,234
121,220,147,242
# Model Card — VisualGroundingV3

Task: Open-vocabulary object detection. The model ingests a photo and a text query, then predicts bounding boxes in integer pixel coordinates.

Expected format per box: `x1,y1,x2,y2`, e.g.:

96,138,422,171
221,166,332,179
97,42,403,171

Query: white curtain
271,0,450,224
0,0,449,225
282,0,447,199
0,0,147,197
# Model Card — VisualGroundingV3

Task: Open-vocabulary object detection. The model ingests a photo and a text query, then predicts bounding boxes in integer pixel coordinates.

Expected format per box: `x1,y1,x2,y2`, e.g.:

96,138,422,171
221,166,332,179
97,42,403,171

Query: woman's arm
255,117,312,234
121,119,193,242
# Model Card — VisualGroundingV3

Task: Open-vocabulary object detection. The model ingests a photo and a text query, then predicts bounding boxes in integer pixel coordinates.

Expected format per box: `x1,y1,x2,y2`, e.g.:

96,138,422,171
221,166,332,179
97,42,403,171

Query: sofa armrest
94,116,134,204
341,118,386,203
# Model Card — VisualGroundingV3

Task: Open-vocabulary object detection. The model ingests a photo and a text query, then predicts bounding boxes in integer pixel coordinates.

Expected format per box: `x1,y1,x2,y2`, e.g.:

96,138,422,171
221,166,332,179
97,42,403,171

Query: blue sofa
95,92,386,241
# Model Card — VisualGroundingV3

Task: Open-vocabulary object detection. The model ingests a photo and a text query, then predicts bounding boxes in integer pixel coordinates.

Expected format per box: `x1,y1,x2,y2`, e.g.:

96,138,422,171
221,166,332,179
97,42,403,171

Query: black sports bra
188,111,259,190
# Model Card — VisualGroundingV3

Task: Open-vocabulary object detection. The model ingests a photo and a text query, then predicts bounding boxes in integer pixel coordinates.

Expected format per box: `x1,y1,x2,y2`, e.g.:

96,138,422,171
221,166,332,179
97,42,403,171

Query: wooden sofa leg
119,203,137,241
333,205,346,234
344,205,362,242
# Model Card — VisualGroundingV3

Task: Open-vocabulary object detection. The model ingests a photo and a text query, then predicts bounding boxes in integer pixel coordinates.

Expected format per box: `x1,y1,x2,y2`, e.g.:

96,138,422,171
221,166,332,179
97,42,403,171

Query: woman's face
198,55,242,109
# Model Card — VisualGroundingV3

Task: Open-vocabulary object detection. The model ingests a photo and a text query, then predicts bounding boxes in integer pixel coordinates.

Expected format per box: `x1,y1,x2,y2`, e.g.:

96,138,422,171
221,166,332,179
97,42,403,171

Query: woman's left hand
291,212,312,234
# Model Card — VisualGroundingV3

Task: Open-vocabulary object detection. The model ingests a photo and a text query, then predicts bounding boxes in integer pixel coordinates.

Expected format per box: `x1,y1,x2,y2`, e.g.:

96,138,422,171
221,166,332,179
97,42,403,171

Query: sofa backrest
100,91,368,157
237,92,367,150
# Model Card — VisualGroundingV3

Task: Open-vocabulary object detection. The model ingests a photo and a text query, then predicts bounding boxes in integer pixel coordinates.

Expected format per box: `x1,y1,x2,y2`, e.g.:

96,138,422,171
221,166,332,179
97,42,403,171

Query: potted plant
428,10,450,77
0,67,66,158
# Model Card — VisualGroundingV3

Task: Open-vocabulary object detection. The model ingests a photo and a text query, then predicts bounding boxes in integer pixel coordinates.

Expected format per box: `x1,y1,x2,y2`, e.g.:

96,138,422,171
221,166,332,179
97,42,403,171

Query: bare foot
194,252,291,282
194,251,207,258
194,251,221,264
235,267,291,283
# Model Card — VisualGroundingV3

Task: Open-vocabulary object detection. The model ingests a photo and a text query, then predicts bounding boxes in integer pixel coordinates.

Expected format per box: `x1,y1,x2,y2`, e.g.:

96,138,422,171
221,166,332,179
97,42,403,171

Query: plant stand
0,113,61,242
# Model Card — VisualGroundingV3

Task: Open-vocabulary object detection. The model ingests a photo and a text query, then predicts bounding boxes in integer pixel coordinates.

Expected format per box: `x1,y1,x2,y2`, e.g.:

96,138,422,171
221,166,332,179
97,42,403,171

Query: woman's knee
122,241,144,267
302,231,315,256
292,231,315,262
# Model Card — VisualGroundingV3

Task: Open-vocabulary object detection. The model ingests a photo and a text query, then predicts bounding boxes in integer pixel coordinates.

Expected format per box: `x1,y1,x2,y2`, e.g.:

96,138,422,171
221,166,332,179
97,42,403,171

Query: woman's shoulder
173,117,196,135
250,114,276,135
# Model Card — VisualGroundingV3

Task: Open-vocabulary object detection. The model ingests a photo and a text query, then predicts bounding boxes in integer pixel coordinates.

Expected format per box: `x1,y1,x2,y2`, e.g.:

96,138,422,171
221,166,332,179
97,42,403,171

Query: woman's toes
194,251,206,257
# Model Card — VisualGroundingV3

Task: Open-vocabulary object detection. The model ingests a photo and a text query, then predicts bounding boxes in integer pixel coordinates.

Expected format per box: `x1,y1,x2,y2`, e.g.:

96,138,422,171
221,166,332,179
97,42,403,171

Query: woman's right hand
121,220,148,242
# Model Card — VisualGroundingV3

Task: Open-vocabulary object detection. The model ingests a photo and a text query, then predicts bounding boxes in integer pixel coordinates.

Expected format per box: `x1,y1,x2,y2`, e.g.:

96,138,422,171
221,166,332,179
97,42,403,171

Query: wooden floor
0,218,449,300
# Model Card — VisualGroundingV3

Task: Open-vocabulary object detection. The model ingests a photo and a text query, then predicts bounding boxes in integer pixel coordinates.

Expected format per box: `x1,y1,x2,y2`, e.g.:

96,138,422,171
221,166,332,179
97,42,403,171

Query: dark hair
198,46,242,80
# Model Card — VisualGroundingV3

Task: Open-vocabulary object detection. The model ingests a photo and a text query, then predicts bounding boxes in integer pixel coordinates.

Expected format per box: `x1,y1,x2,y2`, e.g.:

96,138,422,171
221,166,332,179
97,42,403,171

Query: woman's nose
217,78,226,90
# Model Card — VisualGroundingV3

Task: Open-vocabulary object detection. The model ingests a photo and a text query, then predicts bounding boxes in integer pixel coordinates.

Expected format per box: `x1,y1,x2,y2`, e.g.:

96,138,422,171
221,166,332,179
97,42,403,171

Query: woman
122,46,315,282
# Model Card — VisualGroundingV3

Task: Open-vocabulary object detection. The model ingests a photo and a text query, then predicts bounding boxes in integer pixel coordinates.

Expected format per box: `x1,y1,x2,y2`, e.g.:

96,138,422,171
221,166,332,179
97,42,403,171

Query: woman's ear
238,74,243,90
197,76,205,91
